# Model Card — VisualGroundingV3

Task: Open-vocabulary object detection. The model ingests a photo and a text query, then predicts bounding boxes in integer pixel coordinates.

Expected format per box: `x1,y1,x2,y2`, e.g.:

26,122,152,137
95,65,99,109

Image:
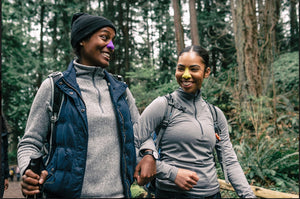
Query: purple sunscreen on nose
107,41,115,50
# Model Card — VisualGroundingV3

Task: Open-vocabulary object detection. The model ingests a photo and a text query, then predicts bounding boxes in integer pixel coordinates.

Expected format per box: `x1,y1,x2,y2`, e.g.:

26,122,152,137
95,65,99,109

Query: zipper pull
215,133,221,141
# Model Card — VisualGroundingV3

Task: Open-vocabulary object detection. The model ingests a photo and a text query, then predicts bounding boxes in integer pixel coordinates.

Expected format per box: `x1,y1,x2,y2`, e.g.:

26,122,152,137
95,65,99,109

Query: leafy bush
272,52,299,108
233,133,299,193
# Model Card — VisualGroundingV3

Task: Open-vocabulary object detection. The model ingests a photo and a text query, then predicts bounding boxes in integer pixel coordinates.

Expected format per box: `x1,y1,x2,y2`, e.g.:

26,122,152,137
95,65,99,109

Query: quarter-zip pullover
74,61,123,197
135,88,255,198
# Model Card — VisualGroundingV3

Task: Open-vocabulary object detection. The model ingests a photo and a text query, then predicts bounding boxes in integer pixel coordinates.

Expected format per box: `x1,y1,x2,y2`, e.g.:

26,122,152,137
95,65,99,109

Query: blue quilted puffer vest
43,61,136,198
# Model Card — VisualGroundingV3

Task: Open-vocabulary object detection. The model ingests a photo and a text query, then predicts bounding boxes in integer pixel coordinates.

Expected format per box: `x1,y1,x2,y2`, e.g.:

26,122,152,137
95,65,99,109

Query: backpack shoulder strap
206,101,221,141
44,72,64,166
206,101,230,183
154,94,173,150
155,94,186,150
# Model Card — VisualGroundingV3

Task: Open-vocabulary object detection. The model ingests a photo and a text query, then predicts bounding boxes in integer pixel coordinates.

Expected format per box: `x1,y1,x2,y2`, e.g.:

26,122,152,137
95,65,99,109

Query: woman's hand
134,155,156,186
21,169,48,196
174,168,199,190
4,178,9,190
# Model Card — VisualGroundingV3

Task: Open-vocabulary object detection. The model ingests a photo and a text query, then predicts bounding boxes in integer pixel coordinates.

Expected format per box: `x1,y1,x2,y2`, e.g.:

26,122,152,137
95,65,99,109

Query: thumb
39,170,48,184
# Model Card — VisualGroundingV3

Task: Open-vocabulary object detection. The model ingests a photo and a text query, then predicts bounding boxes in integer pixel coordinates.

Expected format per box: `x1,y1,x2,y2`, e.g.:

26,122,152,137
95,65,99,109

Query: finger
39,170,48,184
187,177,198,185
22,175,39,186
136,176,144,186
134,164,141,179
21,181,40,195
24,169,40,179
184,181,194,190
190,173,200,182
22,188,40,196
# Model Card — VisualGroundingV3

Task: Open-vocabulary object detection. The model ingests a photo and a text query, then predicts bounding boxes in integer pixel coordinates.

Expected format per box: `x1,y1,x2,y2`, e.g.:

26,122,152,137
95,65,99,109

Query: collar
177,87,202,101
73,60,105,78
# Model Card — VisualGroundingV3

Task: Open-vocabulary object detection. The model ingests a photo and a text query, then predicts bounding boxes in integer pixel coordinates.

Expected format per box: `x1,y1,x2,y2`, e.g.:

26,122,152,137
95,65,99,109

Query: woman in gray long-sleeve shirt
136,45,256,198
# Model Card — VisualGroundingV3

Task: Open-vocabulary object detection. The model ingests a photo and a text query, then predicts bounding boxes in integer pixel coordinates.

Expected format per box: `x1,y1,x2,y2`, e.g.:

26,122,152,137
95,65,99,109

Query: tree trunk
172,0,185,55
37,0,45,88
231,0,260,99
189,0,200,45
290,0,299,51
52,0,58,61
231,0,246,101
124,1,130,84
260,0,280,95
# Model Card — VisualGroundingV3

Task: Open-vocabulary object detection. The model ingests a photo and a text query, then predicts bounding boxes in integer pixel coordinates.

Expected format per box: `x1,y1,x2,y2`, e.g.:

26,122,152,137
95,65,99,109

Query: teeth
102,52,110,58
182,81,192,86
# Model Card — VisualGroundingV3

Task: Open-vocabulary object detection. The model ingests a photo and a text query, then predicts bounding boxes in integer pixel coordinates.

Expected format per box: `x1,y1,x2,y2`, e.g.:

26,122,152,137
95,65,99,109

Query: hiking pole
27,152,44,199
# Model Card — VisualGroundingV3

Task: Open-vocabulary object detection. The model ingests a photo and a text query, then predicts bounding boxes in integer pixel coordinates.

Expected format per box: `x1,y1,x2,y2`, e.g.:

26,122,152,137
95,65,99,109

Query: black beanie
71,13,116,48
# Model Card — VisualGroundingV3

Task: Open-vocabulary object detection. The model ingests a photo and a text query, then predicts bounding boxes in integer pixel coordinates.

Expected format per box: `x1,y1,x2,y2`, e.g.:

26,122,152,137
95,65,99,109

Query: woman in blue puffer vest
18,13,156,198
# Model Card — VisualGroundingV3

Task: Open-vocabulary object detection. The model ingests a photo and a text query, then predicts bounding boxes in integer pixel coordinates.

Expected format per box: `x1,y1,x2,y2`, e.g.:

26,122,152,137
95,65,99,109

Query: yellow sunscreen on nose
182,67,191,79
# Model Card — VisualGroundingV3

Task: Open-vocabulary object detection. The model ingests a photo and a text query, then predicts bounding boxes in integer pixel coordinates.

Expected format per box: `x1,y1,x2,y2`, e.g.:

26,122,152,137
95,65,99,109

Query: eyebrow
99,30,116,39
177,64,200,67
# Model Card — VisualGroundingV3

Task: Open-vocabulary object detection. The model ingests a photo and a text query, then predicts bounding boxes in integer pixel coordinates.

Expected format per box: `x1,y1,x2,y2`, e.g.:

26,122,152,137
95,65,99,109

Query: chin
98,62,109,68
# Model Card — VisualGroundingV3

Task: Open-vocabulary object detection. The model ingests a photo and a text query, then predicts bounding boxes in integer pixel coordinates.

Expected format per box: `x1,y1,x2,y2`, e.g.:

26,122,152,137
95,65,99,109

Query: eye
177,65,185,71
100,35,109,41
190,66,200,72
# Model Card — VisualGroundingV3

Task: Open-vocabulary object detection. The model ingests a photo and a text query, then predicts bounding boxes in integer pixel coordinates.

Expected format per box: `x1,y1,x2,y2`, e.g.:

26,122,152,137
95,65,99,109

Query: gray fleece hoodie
135,88,256,198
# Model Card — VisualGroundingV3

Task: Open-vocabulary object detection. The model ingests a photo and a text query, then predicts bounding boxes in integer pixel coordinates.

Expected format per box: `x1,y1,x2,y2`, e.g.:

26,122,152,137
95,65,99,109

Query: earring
80,42,83,46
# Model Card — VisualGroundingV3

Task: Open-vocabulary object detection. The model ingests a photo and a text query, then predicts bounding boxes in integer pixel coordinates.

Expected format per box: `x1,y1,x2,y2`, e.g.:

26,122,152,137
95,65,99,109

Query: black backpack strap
206,101,229,183
155,94,186,150
206,102,221,142
155,94,173,150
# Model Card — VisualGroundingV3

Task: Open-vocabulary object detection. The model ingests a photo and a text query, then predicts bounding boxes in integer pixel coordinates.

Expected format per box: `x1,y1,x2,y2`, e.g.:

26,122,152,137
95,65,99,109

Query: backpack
144,93,225,196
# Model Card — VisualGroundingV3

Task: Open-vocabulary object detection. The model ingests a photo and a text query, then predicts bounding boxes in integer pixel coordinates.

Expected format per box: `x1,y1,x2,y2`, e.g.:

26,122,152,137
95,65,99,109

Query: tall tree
259,0,281,95
172,0,185,55
231,0,261,99
289,0,299,51
195,0,235,76
189,0,200,45
36,0,45,88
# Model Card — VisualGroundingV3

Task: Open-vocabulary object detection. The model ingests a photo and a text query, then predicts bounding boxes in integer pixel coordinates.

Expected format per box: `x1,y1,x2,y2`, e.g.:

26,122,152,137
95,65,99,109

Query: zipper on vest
118,108,128,197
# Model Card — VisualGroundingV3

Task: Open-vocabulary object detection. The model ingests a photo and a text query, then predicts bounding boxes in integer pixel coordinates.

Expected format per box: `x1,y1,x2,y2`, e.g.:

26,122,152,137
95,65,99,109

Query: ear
204,67,211,78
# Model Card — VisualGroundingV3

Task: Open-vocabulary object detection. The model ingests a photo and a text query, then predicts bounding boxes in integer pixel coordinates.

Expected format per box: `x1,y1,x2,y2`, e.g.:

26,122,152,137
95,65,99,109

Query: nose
107,40,115,50
182,67,191,79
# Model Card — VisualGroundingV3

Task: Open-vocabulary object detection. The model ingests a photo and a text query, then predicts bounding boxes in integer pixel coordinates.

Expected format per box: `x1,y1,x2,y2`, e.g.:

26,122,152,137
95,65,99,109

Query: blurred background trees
1,0,298,195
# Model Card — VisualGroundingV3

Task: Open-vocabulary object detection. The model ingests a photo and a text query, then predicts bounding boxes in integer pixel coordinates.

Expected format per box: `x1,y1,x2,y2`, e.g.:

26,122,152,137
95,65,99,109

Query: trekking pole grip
27,153,44,199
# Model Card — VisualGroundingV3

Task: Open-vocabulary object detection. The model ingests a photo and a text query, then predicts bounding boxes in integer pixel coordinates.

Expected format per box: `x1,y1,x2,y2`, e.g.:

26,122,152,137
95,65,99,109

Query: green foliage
127,67,178,111
130,182,147,198
8,149,17,165
201,69,235,113
234,133,299,193
272,52,299,108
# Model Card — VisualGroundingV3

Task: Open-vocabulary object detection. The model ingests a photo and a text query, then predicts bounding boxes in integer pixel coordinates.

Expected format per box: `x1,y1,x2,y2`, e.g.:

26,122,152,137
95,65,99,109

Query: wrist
139,149,159,160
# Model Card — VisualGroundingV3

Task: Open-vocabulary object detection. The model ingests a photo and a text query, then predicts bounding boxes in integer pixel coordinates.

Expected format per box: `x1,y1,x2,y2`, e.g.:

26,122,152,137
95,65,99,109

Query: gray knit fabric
73,62,123,197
